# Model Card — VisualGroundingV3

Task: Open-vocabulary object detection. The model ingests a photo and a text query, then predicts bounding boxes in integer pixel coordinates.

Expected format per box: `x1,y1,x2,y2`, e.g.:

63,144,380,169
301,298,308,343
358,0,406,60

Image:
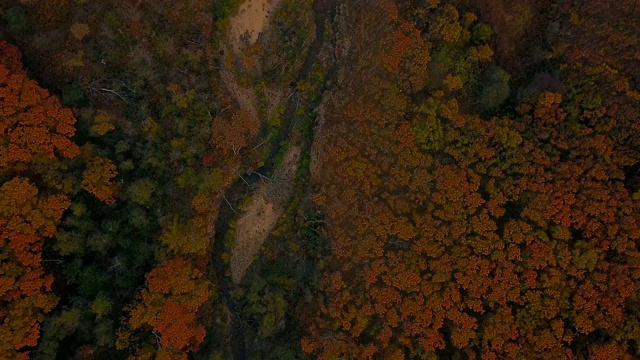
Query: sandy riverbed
228,0,283,52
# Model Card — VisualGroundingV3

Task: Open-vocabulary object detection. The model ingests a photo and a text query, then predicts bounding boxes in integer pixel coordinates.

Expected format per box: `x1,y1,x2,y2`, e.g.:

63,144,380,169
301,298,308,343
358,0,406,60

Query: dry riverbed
223,0,300,284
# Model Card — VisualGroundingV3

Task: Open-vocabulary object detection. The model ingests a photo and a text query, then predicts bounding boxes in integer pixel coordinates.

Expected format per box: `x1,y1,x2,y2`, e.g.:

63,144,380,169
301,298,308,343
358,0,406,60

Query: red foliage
202,152,216,167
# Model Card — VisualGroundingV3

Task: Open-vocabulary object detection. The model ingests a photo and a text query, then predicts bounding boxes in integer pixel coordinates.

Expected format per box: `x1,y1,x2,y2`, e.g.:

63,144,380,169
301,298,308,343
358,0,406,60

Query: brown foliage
211,111,258,155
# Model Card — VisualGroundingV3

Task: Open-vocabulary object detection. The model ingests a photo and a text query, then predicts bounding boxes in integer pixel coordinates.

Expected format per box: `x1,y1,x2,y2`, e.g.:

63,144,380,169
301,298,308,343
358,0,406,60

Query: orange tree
116,257,212,360
0,40,118,359
0,40,116,359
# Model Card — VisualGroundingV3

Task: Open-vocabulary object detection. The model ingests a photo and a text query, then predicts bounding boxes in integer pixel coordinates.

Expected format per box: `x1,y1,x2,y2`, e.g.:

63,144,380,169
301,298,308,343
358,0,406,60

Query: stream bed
212,0,338,358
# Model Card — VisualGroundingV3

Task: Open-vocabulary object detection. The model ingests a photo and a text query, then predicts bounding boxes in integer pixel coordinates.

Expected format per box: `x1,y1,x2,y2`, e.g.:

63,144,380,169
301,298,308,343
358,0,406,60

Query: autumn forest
2,0,640,359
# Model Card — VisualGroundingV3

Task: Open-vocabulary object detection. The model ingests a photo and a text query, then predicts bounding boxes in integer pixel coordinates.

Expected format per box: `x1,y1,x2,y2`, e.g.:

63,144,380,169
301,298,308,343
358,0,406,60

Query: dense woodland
2,0,640,359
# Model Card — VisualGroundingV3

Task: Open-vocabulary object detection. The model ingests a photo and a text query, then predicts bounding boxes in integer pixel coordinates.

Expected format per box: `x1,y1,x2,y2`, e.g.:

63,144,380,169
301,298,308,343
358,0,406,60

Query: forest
1,0,640,359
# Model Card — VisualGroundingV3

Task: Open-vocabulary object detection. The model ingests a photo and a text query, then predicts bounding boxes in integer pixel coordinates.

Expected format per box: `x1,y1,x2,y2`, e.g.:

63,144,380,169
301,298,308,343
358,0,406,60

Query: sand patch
229,0,284,52
231,188,279,283
218,0,289,139
231,145,301,283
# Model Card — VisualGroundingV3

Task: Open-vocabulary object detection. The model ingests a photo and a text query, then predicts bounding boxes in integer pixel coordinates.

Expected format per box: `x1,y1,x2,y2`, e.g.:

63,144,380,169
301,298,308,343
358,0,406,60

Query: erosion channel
212,0,338,358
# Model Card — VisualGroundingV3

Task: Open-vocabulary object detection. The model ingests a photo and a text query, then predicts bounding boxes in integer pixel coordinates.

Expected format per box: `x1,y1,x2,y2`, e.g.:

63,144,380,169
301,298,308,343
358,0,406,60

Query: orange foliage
0,41,80,174
211,111,258,155
118,257,212,357
0,41,82,359
303,2,640,358
81,157,118,204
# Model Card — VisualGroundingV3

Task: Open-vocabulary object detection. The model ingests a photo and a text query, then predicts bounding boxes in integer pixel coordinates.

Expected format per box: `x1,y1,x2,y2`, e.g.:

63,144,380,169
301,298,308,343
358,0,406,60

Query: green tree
478,66,510,111
126,178,156,205
33,309,82,360
3,6,29,35
471,22,492,44
90,294,113,320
